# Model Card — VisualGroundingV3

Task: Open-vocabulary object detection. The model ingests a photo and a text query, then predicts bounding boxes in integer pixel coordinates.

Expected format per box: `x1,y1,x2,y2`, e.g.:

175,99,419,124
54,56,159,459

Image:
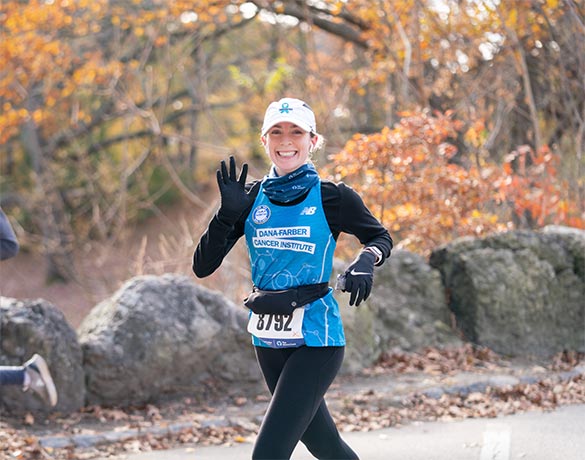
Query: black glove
216,156,253,225
342,249,376,306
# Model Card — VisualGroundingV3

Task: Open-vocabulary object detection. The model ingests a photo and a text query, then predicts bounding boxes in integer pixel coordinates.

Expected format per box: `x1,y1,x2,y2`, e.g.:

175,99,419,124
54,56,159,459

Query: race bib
247,308,305,348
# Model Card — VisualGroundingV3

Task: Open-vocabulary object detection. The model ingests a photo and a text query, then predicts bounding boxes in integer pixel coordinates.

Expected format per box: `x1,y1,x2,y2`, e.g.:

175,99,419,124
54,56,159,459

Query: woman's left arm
333,182,393,265
322,182,393,306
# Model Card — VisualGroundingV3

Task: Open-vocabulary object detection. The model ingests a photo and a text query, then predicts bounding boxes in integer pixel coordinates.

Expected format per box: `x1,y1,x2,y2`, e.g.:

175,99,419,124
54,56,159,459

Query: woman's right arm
192,178,260,278
192,215,244,278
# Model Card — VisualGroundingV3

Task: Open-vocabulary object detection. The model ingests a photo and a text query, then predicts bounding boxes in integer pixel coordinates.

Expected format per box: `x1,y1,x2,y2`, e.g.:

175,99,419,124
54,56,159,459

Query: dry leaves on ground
336,374,585,432
1,347,583,460
366,343,506,376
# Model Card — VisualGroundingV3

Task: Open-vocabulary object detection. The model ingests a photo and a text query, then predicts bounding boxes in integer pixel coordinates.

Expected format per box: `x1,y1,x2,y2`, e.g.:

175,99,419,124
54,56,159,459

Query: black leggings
252,345,359,460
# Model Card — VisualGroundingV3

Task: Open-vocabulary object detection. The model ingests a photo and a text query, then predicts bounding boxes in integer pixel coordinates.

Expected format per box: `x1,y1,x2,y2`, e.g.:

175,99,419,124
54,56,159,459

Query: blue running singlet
244,180,345,348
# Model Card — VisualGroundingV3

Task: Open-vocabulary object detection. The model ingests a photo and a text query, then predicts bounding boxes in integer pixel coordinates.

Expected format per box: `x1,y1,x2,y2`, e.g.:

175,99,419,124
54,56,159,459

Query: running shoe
23,354,58,407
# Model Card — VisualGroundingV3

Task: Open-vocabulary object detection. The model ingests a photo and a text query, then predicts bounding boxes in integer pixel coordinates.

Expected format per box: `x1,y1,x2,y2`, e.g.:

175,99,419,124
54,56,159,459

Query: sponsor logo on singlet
251,226,316,254
300,206,317,215
252,205,271,224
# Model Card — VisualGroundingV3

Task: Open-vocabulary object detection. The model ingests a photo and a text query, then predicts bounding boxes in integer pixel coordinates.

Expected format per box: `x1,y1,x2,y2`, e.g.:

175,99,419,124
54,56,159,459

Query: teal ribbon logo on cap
279,102,292,113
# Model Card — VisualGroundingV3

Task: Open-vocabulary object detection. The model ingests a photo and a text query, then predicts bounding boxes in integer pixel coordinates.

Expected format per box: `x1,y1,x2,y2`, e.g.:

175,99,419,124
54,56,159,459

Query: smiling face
261,122,318,176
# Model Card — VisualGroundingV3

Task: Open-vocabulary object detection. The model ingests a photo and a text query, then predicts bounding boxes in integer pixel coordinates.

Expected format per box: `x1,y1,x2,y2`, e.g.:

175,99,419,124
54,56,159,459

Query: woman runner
193,97,392,459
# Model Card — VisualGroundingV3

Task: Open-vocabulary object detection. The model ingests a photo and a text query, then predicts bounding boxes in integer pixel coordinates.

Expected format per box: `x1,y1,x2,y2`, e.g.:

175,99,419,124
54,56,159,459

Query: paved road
117,404,584,460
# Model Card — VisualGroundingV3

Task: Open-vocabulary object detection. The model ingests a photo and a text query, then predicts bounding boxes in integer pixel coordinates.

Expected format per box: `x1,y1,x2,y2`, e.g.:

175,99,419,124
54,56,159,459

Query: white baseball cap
261,98,316,136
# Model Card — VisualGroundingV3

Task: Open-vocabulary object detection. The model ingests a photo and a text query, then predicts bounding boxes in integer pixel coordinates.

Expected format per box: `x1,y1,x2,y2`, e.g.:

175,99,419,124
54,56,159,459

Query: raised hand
216,156,253,225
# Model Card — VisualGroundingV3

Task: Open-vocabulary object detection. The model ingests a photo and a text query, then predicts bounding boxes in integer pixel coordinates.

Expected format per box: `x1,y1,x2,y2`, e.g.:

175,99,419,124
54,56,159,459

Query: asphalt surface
116,404,585,460
31,362,583,459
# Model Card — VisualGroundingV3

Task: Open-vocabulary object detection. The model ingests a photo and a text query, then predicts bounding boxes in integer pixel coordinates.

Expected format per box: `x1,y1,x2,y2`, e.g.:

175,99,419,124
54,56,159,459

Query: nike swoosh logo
350,270,370,276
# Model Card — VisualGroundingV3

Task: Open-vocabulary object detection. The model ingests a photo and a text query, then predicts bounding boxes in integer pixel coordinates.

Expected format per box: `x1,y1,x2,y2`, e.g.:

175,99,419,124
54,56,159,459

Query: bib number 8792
255,314,293,332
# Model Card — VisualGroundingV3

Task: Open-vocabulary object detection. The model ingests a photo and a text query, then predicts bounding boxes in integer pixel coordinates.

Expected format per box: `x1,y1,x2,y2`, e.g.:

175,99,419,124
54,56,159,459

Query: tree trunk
20,110,75,283
502,18,543,153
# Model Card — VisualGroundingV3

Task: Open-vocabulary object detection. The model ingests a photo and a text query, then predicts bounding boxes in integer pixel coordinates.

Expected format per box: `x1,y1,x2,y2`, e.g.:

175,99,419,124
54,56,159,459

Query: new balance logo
300,206,317,216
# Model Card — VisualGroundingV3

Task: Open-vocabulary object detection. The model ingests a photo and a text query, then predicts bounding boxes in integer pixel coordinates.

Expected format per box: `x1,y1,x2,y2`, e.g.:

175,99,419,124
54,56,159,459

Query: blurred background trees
1,0,583,282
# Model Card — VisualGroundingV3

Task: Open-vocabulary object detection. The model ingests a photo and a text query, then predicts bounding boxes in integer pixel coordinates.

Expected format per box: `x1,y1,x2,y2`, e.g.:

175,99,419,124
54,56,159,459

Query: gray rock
429,228,585,357
339,250,462,373
78,274,262,405
0,297,85,413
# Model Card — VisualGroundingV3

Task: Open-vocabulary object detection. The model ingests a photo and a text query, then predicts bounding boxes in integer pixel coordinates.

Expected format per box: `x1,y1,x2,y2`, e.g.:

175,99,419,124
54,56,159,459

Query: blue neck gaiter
262,163,320,203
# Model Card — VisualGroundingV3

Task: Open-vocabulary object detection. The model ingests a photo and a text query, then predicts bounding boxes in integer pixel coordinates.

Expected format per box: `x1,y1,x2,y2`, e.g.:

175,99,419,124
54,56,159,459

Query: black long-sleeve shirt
193,180,393,278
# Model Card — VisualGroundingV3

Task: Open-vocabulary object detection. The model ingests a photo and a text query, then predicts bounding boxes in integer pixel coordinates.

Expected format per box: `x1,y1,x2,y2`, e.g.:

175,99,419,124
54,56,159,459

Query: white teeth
279,151,296,157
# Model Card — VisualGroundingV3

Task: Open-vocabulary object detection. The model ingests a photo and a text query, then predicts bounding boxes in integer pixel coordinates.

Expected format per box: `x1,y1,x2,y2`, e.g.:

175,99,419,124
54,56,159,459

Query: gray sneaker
23,354,58,407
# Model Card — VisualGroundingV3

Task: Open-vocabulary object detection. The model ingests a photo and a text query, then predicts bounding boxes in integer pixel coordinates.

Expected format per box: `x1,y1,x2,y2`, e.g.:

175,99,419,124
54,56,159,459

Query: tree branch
252,0,368,48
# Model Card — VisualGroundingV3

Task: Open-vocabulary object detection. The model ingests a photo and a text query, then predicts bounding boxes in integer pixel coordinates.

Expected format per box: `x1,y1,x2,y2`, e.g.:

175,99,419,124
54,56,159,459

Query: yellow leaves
46,95,57,108
32,109,43,124
3,0,73,33
72,67,96,86
154,36,168,47
90,2,103,14
395,203,419,218
61,81,75,98
1,0,111,101
0,108,30,143
0,0,127,141
4,14,20,32
439,214,454,229
330,1,344,15
206,5,223,16
464,119,487,148
90,22,102,33
69,52,123,88
44,40,60,56
504,8,519,30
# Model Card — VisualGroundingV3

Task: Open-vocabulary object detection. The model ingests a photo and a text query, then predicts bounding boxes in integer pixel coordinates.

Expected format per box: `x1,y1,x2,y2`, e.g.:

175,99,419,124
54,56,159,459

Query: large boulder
0,297,85,414
78,274,262,406
339,250,461,373
429,228,585,357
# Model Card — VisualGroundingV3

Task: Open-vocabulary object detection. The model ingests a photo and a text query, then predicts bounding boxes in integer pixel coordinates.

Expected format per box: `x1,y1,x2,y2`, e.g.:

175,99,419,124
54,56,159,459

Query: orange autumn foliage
495,145,584,230
0,0,241,145
325,109,584,255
